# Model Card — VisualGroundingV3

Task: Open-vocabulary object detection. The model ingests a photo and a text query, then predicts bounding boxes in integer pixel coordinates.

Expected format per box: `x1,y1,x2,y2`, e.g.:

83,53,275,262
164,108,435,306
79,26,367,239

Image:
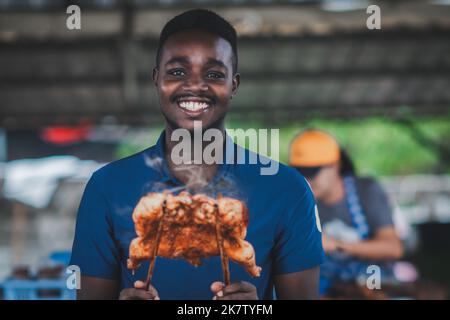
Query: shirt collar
148,130,235,189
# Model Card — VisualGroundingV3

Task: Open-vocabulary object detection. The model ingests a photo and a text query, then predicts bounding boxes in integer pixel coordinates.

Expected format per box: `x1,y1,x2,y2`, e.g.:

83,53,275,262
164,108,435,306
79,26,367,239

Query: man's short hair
155,9,238,74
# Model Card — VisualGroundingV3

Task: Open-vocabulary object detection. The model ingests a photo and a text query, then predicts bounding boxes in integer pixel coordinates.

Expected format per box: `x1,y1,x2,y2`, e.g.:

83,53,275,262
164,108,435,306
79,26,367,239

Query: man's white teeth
179,101,209,111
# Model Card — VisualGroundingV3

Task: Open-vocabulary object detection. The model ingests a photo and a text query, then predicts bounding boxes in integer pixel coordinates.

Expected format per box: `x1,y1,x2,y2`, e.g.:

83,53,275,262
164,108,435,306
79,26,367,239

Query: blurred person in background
289,129,403,297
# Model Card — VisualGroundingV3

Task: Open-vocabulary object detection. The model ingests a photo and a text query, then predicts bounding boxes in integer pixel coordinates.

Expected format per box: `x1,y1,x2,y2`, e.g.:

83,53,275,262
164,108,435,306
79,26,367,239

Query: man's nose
183,73,208,92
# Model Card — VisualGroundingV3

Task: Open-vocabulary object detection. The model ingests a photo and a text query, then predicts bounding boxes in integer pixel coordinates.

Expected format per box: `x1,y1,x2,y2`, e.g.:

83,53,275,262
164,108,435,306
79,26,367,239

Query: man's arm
77,275,119,300
274,266,320,300
325,226,403,260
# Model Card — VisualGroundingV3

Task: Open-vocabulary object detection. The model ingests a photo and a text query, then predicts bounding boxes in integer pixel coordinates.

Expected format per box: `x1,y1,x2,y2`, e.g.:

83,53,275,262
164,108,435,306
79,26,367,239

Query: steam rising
141,154,245,201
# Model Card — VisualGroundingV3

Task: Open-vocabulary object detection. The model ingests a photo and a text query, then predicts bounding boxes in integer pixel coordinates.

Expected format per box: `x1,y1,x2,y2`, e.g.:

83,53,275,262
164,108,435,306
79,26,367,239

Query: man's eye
168,69,186,76
206,72,225,79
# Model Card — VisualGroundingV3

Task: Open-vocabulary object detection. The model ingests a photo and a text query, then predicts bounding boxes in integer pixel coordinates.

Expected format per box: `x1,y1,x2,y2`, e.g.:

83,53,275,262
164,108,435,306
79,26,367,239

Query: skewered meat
127,191,261,278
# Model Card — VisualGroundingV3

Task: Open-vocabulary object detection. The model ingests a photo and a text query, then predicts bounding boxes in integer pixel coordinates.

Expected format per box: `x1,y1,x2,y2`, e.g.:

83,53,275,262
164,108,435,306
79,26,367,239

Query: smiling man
70,9,324,300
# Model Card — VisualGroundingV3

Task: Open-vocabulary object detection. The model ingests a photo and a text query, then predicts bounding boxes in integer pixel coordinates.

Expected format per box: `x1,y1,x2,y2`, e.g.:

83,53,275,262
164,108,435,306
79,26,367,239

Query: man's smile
175,96,214,117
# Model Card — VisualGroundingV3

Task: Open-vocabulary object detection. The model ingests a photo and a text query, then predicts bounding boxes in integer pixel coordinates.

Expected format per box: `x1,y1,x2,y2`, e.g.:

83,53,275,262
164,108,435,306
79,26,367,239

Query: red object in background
40,122,91,146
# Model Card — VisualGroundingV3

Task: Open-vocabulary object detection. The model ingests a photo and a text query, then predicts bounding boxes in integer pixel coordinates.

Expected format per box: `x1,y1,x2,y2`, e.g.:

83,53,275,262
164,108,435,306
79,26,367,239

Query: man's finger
134,281,159,298
134,280,146,289
147,285,159,298
210,281,225,294
119,288,156,300
215,293,256,300
222,281,254,295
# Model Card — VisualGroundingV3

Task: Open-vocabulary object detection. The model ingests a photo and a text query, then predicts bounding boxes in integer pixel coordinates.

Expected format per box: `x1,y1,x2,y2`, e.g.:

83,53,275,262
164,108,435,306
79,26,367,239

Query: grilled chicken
127,191,261,277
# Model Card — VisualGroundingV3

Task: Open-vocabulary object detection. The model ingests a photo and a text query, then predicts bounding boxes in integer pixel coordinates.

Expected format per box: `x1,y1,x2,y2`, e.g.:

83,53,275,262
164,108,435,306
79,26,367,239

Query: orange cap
289,130,340,167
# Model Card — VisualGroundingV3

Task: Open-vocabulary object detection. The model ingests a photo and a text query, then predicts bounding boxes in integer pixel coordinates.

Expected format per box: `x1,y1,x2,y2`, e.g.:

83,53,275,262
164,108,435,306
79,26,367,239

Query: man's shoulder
236,147,311,198
354,176,384,196
90,146,156,183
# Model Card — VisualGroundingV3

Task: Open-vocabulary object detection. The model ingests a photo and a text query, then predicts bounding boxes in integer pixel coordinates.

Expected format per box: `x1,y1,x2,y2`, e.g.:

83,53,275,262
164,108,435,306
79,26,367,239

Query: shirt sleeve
69,172,120,280
360,179,394,234
273,177,325,275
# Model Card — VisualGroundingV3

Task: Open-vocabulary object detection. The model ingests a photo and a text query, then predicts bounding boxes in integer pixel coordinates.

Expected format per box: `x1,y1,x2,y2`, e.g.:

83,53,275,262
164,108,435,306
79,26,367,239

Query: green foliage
116,127,163,159
226,117,450,177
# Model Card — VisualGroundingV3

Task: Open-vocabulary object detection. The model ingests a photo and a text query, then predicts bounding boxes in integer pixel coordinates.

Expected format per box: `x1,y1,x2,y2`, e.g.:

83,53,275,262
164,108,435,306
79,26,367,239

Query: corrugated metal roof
0,1,449,127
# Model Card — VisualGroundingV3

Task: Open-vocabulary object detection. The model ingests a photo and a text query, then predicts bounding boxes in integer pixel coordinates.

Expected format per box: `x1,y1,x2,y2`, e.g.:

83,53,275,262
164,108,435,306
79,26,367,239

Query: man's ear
152,67,159,88
231,72,240,98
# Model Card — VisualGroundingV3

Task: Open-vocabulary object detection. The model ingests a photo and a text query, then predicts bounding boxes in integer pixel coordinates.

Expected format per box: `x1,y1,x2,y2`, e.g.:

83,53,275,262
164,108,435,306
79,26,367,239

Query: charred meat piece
127,191,261,278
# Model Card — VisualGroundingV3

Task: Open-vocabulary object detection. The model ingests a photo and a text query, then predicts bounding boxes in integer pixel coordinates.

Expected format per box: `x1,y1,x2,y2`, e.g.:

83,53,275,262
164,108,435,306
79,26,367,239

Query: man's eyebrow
164,56,228,69
205,58,227,69
165,56,189,66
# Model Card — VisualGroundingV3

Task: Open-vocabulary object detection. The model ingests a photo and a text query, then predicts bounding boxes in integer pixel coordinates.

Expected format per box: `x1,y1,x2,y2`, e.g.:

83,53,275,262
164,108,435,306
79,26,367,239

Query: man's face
306,163,340,200
153,29,239,132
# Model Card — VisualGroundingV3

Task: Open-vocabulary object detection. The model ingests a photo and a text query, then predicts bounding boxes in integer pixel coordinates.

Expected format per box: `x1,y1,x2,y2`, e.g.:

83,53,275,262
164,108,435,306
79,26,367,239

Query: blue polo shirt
70,131,324,299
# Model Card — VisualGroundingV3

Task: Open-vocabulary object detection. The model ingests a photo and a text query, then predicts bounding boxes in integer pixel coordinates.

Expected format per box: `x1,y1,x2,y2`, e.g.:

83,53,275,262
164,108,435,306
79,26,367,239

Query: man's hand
333,226,403,260
119,280,160,300
322,234,339,253
210,281,258,300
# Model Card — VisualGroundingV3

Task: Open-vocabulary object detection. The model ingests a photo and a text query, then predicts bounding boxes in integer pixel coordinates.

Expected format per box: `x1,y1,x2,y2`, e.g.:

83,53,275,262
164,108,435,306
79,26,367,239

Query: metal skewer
145,199,167,290
214,201,231,286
